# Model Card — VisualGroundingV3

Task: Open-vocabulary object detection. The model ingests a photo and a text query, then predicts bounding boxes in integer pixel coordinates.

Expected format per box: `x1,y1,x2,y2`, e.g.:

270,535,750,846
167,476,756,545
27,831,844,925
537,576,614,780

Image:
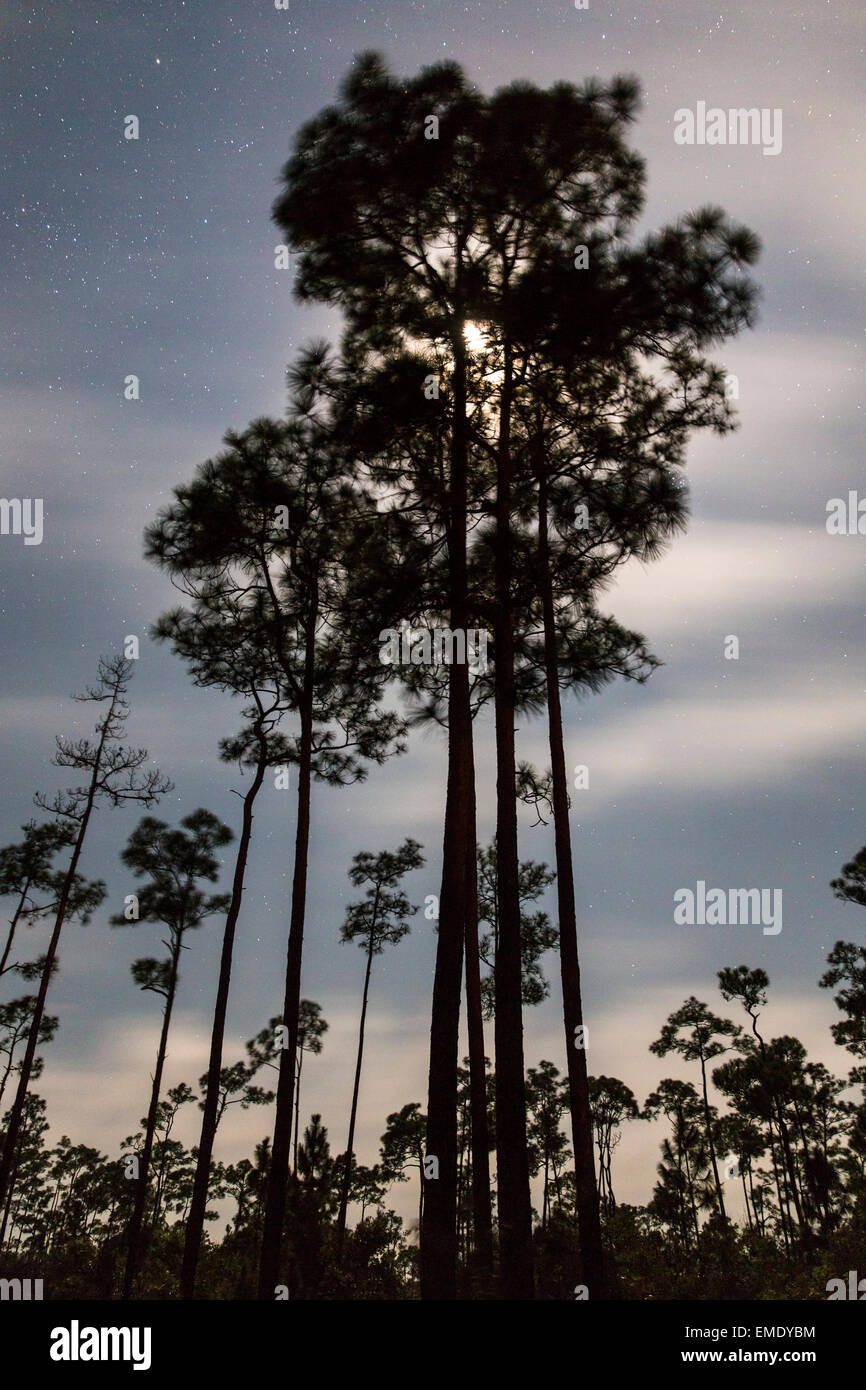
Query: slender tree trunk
122,943,181,1298
457,1137,465,1268
767,1121,791,1251
61,1164,80,1231
699,1056,727,1220
792,1104,821,1224
680,1126,701,1247
0,1130,24,1247
336,908,378,1247
257,702,314,1299
0,1185,13,1248
45,1175,62,1251
492,344,534,1301
0,877,33,977
0,1034,21,1110
741,1167,753,1230
0,714,108,1216
180,736,268,1299
754,1028,803,1239
293,1047,304,1174
536,472,606,1297
464,779,494,1289
421,327,472,1301
151,1134,171,1228
543,1152,550,1229
776,1106,807,1234
769,1115,795,1238
552,1155,563,1209
605,1152,615,1213
672,1126,687,1244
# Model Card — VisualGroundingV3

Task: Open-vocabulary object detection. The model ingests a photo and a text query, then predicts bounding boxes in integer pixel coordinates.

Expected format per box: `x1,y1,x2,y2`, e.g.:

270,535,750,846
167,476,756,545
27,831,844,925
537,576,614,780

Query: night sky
1,0,864,1227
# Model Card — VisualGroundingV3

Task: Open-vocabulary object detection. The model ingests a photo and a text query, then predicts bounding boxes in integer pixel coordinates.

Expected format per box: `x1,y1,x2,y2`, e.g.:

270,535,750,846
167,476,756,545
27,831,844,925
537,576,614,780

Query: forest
2,52,864,1303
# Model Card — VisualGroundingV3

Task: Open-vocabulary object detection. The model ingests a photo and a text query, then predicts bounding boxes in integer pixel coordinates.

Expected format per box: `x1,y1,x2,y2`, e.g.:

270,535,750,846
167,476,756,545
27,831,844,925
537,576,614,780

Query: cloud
607,520,864,635
556,686,864,800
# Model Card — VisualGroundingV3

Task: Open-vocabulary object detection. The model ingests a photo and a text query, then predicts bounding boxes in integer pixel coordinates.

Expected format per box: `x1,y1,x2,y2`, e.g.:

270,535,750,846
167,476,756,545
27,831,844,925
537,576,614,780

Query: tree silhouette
525,1061,571,1229
147,387,406,1298
273,54,496,1297
184,702,285,1298
145,559,295,1297
197,1059,275,1136
715,967,814,1243
651,997,741,1222
111,809,233,1297
0,1093,49,1249
293,1002,327,1173
830,847,866,910
274,51,760,1299
0,821,104,980
821,848,866,1062
643,1078,709,1249
0,654,170,1219
380,1103,427,1239
476,843,557,1019
335,839,423,1247
715,1112,766,1234
588,1075,639,1217
0,997,58,1112
121,1083,198,1239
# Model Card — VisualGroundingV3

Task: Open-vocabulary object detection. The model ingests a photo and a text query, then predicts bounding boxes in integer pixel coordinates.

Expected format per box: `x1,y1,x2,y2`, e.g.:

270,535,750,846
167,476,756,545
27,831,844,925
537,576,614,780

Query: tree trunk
257,702,314,1299
543,1152,549,1229
537,470,606,1296
775,1105,807,1234
0,1127,25,1247
748,1166,762,1235
0,706,110,1216
753,1027,803,1239
464,773,494,1290
0,877,33,977
767,1121,791,1251
180,735,268,1298
699,1056,727,1221
421,328,472,1301
0,1032,21,1111
679,1119,701,1248
741,1166,753,1230
122,942,181,1298
292,1048,304,1174
336,900,378,1248
151,1132,171,1229
492,345,534,1300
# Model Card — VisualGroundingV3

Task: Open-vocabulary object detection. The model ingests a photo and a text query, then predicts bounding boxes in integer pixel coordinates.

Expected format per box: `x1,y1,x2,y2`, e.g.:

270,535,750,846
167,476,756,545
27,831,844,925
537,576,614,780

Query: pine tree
650,998,742,1222
335,839,424,1247
147,385,405,1298
111,809,233,1297
0,655,169,1220
0,821,103,980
